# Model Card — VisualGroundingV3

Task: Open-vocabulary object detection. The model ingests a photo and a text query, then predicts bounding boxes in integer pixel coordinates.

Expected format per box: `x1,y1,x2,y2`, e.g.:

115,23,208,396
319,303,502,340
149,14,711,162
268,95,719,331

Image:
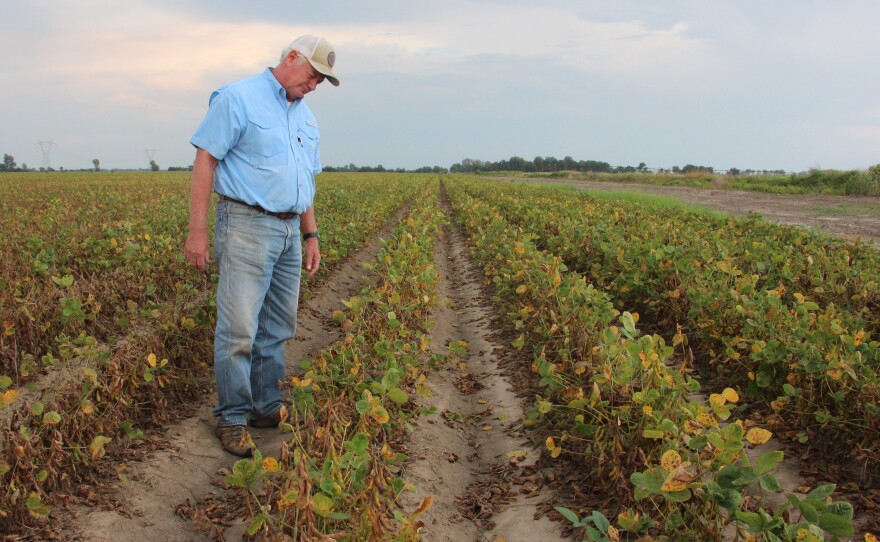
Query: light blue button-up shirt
190,68,321,214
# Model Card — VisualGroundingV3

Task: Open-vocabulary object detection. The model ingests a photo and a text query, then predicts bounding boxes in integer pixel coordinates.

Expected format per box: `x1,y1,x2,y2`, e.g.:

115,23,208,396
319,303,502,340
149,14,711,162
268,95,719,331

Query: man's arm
184,148,218,270
300,205,320,276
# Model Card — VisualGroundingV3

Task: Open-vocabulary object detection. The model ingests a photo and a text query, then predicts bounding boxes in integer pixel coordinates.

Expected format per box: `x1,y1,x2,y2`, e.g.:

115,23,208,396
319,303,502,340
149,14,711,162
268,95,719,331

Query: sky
1,1,879,173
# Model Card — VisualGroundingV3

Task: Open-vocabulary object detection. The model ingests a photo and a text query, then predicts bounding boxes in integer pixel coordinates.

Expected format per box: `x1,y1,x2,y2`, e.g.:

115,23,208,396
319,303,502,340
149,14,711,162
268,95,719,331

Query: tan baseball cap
286,35,339,86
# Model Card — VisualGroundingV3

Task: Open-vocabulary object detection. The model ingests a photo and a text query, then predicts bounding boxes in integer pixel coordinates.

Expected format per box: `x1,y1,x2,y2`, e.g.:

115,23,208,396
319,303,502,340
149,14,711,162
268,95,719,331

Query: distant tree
728,167,740,176
92,158,100,172
21,163,28,171
637,162,647,172
149,160,160,172
2,154,16,171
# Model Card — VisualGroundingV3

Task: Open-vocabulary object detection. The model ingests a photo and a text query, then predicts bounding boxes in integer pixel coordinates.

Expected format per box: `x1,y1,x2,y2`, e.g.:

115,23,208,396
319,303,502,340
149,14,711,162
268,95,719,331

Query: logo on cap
327,51,335,68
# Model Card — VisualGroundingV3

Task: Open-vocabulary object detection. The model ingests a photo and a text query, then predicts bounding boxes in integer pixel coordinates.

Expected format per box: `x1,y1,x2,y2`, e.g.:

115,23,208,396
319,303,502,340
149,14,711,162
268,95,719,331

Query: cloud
329,6,713,83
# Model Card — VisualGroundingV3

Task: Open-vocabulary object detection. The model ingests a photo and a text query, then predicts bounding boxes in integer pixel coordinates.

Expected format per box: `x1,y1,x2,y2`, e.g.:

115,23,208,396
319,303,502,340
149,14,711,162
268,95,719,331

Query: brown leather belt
219,195,298,220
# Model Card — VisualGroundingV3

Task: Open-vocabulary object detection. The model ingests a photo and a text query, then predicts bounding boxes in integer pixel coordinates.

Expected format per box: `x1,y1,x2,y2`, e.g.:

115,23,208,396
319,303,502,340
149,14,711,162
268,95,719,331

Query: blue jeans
212,200,302,427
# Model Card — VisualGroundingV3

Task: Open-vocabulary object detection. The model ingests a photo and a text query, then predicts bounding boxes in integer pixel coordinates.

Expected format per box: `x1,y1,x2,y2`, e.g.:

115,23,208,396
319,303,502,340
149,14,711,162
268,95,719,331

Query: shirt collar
263,67,298,107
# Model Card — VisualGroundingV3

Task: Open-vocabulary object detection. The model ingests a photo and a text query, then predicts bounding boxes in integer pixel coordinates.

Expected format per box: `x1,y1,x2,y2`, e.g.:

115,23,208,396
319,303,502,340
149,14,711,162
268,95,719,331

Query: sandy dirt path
496,176,880,245
399,199,565,541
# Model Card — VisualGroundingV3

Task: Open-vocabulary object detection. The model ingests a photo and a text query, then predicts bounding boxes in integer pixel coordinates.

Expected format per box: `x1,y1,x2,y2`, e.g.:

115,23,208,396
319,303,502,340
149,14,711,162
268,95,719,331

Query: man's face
286,53,325,100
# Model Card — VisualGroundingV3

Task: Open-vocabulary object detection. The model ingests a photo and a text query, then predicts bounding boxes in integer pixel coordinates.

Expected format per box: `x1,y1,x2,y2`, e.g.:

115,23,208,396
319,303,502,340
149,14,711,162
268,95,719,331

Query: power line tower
36,140,56,169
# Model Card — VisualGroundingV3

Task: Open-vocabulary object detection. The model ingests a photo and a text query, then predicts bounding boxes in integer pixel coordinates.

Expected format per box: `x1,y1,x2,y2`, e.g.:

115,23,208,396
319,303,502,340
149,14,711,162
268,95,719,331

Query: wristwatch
302,231,320,241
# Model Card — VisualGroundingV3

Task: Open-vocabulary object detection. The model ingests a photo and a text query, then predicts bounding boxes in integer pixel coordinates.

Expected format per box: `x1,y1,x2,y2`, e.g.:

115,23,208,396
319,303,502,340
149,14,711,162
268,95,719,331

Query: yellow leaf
550,446,562,458
482,425,494,431
864,532,877,542
262,457,279,473
660,450,682,472
721,388,740,403
147,353,157,368
277,489,298,508
826,369,842,380
746,427,772,445
660,464,693,492
515,285,527,295
696,412,718,428
291,377,312,387
709,393,726,409
545,436,555,451
370,404,390,424
642,405,653,416
2,389,20,407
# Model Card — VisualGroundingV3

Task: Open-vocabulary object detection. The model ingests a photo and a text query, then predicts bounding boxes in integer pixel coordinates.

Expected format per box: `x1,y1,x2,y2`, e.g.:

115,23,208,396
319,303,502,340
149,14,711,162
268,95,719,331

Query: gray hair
280,46,309,65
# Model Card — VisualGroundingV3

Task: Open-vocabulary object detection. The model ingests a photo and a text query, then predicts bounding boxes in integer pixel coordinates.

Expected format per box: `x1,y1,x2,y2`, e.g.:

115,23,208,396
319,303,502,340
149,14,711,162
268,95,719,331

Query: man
184,35,339,456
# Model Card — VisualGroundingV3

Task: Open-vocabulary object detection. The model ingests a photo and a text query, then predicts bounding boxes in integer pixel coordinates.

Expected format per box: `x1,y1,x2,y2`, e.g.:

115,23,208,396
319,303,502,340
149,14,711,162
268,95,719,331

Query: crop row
443,179,860,541
450,176,880,476
0,172,422,531
222,177,444,540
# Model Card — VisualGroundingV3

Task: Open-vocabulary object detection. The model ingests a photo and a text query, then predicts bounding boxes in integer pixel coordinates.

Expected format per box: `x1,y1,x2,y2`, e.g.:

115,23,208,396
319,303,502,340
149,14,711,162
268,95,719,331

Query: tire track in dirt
64,207,409,542
399,199,567,541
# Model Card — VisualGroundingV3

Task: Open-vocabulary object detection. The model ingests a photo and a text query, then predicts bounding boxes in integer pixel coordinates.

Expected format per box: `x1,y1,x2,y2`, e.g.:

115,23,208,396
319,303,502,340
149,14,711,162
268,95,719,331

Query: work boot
249,408,284,428
215,425,253,457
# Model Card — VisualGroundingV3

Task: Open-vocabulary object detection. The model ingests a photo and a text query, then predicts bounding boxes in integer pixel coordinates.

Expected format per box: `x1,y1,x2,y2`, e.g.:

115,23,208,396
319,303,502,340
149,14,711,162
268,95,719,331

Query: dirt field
498,177,880,246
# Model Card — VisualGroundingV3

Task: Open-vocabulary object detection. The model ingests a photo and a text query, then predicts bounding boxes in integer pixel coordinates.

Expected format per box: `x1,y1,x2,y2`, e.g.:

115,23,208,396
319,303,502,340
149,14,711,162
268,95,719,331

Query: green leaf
0,375,12,389
824,502,853,520
817,512,854,536
311,493,336,518
588,510,610,532
808,483,836,501
708,481,744,511
387,387,409,405
755,450,784,475
42,411,61,425
554,506,582,526
717,465,746,489
511,333,525,350
759,474,782,493
620,311,638,338
735,510,765,531
799,501,819,524
246,512,265,536
663,489,692,503
642,429,665,439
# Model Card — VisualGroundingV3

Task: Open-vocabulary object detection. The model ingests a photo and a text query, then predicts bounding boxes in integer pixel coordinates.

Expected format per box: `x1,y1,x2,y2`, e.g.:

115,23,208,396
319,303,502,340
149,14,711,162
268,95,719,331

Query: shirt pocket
297,121,320,170
246,115,287,166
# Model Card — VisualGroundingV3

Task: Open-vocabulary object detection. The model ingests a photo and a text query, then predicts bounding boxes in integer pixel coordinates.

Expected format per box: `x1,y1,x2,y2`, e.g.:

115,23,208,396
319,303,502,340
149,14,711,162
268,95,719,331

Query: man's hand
303,237,321,276
185,229,211,270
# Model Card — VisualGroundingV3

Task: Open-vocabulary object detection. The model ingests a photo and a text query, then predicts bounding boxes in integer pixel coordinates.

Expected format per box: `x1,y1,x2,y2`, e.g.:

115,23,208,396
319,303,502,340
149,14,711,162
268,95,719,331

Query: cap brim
308,60,339,86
